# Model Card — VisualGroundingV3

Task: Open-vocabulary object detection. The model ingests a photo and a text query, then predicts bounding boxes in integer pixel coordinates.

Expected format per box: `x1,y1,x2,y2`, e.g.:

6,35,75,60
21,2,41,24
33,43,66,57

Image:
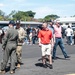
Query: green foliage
26,10,35,17
0,10,5,16
0,10,61,21
12,10,36,21
37,18,44,22
0,16,4,20
44,14,60,22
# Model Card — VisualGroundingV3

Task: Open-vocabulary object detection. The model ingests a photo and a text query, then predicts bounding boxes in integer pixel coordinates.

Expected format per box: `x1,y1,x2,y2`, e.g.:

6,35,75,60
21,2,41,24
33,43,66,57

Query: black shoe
52,57,57,60
43,64,47,68
48,64,53,69
65,56,70,58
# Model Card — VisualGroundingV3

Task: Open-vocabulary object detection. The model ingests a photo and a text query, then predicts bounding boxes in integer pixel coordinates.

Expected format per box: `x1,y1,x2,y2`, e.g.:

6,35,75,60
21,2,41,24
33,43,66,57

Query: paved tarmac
0,44,75,75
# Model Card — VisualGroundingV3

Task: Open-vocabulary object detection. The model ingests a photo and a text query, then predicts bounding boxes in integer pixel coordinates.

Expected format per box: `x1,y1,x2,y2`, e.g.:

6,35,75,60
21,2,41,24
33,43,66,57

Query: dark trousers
32,36,36,44
74,36,75,44
1,43,16,71
66,36,72,45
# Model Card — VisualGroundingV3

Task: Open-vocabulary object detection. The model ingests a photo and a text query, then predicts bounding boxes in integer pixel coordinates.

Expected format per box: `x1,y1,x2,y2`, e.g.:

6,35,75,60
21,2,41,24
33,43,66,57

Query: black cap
9,20,15,25
49,19,52,22
16,20,20,24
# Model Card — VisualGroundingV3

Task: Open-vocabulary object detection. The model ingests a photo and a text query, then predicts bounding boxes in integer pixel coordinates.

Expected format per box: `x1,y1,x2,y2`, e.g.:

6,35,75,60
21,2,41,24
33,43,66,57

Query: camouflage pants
16,46,22,64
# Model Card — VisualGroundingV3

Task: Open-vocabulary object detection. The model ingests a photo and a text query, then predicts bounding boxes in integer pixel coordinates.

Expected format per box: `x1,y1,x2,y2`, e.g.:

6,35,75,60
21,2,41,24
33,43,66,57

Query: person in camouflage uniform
0,20,18,74
15,20,26,68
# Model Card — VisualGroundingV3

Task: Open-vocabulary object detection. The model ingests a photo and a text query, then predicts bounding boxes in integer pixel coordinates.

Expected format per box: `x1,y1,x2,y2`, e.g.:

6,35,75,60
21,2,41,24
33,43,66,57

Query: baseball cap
16,20,20,24
9,20,15,26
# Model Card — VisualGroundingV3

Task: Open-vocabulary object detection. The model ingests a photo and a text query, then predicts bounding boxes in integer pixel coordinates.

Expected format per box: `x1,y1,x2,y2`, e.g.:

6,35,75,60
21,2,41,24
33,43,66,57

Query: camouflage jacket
16,27,26,46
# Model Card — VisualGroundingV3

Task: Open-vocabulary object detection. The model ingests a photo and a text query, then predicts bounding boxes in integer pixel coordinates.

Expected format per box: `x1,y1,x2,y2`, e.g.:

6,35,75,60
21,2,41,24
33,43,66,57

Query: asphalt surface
0,43,75,75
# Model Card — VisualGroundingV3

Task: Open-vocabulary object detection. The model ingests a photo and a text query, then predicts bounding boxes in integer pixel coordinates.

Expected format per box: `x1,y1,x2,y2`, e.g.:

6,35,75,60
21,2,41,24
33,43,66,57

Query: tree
8,10,16,19
0,10,5,20
37,18,44,22
12,10,36,21
0,16,4,20
0,10,5,16
44,14,60,22
26,10,36,18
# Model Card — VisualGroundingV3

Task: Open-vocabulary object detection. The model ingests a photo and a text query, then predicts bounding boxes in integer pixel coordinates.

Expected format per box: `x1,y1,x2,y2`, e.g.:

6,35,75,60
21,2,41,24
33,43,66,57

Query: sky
0,0,75,18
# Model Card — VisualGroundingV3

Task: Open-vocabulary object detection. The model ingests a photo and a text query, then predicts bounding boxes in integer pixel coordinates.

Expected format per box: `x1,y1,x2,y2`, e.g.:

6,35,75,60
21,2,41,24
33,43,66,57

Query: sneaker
52,57,57,60
48,64,53,69
17,64,20,68
43,64,47,68
65,56,70,58
0,70,5,74
10,71,15,74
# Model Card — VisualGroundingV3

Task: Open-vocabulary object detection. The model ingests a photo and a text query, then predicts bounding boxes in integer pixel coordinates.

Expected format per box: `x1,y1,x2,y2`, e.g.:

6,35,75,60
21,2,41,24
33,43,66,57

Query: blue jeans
52,38,68,58
32,36,36,44
67,36,72,45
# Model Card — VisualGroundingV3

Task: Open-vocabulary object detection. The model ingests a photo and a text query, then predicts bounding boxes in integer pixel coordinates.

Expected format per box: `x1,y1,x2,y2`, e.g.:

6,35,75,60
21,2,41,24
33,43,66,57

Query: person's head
16,20,21,29
55,22,60,27
68,25,70,28
9,20,15,28
28,26,30,28
42,22,48,30
49,21,54,26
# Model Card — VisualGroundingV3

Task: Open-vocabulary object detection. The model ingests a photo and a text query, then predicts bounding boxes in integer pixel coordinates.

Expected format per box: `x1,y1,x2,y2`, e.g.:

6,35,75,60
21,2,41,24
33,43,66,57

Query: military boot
0,70,5,74
17,64,20,68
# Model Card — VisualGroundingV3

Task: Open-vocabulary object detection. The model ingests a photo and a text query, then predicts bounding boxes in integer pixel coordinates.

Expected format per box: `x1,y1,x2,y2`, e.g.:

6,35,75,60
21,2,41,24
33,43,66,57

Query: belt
55,37,61,39
42,43,50,45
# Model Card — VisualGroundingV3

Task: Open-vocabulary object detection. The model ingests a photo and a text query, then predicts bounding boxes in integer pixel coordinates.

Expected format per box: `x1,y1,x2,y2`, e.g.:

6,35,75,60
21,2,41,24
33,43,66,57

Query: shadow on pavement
53,56,70,60
35,63,43,67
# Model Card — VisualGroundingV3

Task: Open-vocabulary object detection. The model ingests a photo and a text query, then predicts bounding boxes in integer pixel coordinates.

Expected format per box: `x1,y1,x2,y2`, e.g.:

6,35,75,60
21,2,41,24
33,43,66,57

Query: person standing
15,20,26,68
32,28,37,45
52,22,70,59
73,31,75,45
38,22,53,69
26,26,31,44
48,21,55,47
0,28,4,44
65,25,73,45
0,20,18,74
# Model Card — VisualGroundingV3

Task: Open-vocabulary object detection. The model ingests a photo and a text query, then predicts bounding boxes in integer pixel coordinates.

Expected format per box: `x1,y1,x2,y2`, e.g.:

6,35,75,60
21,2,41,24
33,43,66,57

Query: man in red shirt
38,22,53,69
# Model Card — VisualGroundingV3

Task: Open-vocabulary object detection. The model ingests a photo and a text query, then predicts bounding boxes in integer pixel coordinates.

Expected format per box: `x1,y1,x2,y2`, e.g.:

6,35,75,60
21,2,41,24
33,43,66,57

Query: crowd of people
0,20,74,74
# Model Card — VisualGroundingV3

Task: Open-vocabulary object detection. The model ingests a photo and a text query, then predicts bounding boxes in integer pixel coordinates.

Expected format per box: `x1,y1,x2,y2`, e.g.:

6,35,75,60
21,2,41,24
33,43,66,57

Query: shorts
41,44,52,56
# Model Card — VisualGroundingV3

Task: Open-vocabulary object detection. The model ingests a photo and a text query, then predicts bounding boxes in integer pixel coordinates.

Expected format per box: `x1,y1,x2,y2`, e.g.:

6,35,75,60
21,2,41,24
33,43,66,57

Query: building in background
55,17,75,28
0,21,42,28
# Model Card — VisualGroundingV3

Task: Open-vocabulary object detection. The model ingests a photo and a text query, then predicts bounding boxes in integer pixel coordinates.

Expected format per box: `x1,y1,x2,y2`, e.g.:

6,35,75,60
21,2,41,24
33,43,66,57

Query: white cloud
33,7,66,18
0,3,4,7
13,0,27,3
0,0,75,18
33,7,54,18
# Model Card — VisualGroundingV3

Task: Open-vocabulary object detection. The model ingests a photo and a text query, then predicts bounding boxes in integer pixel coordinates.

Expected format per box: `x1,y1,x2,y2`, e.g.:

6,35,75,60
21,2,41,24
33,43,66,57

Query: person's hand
51,43,54,49
2,46,5,50
39,43,42,47
54,40,56,44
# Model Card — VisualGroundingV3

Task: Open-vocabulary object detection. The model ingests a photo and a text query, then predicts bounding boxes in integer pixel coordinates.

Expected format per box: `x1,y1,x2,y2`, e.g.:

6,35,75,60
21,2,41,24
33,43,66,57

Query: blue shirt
48,25,54,35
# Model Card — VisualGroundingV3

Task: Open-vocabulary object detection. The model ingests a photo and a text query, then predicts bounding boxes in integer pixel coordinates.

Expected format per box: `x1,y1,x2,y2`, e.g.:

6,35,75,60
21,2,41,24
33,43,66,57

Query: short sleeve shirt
38,29,52,44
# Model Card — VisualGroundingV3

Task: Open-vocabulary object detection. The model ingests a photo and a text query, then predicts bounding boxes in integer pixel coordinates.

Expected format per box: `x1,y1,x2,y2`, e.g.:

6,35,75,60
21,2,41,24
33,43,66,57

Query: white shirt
65,28,73,36
0,30,2,35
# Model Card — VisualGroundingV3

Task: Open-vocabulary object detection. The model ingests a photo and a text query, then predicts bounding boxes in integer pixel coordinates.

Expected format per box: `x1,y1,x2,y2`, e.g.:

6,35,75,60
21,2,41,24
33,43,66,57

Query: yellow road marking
65,74,75,75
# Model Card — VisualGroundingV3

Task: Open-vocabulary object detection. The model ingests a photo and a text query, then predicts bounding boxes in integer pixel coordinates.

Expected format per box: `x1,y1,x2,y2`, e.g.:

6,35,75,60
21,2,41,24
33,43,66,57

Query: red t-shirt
38,29,52,44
